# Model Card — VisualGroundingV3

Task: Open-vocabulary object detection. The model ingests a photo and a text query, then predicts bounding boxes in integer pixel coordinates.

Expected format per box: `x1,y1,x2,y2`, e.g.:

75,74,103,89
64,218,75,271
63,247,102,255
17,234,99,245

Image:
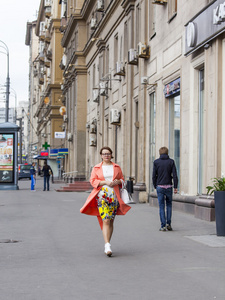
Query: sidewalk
0,180,224,300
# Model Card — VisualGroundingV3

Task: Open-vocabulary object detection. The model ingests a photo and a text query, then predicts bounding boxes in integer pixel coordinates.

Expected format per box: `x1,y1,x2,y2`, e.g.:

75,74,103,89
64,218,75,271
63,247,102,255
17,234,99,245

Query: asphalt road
0,178,224,300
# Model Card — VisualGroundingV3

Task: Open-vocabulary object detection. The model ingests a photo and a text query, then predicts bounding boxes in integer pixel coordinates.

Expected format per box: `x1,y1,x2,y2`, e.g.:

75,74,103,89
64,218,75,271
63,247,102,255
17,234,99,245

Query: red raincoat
80,162,131,229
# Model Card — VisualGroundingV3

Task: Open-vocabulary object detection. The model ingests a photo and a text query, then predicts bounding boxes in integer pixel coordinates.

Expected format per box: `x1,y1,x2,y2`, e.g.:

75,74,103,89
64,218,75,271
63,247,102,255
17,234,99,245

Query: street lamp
0,40,10,122
10,87,17,123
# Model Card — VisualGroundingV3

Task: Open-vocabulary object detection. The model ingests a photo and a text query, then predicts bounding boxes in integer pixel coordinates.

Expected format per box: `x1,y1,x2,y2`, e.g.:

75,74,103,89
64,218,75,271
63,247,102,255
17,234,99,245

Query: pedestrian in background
80,146,131,257
42,161,52,191
30,162,36,191
152,146,178,231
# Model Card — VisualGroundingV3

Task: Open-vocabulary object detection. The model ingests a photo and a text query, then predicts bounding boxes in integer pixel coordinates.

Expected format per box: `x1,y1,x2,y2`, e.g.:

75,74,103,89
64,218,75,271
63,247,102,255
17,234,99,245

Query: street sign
55,132,65,139
42,142,50,150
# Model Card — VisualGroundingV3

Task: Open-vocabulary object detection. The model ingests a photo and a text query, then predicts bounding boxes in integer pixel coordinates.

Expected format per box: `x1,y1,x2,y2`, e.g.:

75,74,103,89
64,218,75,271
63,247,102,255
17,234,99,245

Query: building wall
81,0,224,199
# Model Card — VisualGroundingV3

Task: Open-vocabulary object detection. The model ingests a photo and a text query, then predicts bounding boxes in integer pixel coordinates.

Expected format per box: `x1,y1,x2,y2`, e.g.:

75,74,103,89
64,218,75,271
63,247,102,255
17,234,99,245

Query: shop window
169,95,180,189
149,92,156,192
198,68,204,194
168,0,177,22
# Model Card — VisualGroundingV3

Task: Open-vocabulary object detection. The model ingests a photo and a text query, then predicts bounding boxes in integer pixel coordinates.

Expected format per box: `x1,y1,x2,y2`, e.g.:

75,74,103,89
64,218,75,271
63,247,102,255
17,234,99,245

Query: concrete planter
214,191,225,236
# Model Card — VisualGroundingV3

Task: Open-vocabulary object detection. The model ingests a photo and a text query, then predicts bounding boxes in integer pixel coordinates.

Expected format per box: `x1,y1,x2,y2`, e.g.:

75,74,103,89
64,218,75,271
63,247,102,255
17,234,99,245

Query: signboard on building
164,78,180,98
55,132,66,139
185,0,225,56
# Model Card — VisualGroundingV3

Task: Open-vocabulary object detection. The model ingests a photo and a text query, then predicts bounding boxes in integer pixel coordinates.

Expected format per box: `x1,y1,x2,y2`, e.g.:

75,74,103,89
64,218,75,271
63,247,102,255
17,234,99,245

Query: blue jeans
31,175,35,190
44,176,50,191
156,186,173,228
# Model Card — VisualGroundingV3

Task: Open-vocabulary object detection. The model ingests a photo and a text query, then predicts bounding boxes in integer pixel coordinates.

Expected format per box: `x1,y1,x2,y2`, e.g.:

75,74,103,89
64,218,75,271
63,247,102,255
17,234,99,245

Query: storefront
164,78,181,189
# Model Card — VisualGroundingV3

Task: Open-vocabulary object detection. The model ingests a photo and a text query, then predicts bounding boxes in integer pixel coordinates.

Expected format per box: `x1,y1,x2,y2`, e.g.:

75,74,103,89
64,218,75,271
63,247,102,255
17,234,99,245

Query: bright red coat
80,162,131,229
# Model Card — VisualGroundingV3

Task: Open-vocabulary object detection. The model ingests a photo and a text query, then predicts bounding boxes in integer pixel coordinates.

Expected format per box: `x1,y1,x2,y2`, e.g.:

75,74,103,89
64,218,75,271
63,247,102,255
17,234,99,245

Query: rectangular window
198,69,204,194
168,0,177,22
169,94,180,189
124,21,128,61
114,35,118,66
135,4,140,46
105,46,109,75
149,1,156,39
99,55,104,80
93,64,96,88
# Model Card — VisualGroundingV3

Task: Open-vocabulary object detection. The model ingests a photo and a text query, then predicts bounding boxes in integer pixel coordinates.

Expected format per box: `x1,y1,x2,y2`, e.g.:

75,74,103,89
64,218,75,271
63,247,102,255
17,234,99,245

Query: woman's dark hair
100,146,114,159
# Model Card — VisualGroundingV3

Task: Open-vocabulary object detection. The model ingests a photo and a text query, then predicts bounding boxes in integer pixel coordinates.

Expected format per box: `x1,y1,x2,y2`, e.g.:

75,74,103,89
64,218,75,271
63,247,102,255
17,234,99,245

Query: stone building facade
27,0,225,218
60,0,223,214
26,0,64,172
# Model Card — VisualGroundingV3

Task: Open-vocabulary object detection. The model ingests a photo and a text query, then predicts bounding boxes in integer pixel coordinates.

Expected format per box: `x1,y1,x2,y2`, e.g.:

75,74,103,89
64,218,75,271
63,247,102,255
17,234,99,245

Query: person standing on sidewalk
30,162,36,191
152,146,178,231
42,161,52,191
80,146,131,257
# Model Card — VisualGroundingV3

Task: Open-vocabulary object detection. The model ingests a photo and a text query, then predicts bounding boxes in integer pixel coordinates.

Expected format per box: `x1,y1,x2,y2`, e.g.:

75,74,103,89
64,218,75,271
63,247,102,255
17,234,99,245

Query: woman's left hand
110,179,121,187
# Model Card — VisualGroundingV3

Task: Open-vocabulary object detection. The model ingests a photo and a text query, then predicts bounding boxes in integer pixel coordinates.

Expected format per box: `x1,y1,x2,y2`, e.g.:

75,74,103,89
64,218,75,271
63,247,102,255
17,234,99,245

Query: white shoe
104,243,112,257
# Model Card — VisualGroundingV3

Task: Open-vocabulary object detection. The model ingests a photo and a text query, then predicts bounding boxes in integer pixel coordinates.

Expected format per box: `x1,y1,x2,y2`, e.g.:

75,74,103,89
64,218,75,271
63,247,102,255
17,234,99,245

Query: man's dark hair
159,147,168,155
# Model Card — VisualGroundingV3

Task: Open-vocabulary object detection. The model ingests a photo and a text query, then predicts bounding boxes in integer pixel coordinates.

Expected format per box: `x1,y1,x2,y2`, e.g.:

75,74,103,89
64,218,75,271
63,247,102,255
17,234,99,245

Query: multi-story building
59,0,225,220
25,21,39,161
26,0,65,174
25,0,225,219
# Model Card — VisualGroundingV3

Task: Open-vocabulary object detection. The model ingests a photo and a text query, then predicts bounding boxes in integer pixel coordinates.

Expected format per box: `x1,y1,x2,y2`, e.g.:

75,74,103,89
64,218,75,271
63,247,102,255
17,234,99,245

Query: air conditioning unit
39,22,45,40
59,54,66,70
128,49,138,65
63,115,68,122
110,109,121,125
90,136,97,147
138,42,150,59
99,81,108,96
61,124,66,131
92,89,99,103
152,0,167,4
91,18,97,30
114,62,125,76
67,132,73,141
44,0,51,7
90,123,97,134
46,50,52,60
45,6,52,18
97,0,104,12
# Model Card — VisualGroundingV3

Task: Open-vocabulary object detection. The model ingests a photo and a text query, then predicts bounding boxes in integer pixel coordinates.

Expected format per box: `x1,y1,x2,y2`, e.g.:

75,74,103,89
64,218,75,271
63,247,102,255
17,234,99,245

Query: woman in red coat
80,146,131,256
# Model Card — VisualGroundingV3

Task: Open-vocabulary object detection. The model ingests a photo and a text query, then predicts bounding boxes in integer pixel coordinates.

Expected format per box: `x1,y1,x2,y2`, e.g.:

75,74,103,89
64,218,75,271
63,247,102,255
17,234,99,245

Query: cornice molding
121,0,136,15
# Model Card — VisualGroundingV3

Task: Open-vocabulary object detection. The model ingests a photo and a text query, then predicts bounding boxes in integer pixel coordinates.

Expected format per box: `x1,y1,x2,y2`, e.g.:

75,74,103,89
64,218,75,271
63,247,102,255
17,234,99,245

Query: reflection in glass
169,95,180,190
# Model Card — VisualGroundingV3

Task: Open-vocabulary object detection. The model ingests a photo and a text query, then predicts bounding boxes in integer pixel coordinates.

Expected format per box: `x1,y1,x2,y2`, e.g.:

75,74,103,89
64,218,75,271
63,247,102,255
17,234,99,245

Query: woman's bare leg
102,219,114,243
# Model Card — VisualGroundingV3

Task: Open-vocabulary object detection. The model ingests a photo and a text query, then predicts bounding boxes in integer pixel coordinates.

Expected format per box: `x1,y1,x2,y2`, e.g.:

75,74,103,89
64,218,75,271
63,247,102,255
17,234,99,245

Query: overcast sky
0,0,41,109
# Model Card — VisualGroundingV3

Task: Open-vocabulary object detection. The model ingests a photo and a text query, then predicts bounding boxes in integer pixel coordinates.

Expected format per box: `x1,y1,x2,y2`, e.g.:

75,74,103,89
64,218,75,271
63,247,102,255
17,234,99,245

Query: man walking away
30,162,36,191
42,161,52,191
152,147,178,231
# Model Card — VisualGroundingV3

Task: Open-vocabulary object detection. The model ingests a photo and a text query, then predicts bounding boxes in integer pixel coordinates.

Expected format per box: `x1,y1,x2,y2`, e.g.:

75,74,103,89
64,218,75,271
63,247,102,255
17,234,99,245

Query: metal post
16,118,22,164
0,40,10,122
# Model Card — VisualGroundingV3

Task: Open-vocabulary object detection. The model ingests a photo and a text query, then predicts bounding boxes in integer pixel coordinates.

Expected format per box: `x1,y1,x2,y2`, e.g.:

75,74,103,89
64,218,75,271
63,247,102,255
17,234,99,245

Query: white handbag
120,181,133,204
